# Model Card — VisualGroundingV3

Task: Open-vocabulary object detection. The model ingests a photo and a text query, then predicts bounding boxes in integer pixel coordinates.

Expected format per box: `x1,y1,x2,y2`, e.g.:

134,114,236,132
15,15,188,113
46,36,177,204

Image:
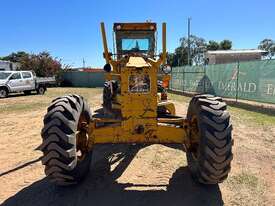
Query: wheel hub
0,90,7,98
189,116,200,160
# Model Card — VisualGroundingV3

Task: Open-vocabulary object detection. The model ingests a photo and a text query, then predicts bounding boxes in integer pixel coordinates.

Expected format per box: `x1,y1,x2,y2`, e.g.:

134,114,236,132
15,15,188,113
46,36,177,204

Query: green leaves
0,51,63,77
258,39,275,59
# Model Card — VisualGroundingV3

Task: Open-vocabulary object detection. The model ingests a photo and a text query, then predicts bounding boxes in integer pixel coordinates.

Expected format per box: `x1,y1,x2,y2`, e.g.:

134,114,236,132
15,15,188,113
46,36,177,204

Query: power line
83,58,86,68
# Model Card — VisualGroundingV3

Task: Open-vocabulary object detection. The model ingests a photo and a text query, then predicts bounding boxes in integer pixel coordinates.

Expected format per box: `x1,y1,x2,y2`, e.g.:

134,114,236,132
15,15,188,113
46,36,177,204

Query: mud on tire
40,94,92,186
186,94,233,184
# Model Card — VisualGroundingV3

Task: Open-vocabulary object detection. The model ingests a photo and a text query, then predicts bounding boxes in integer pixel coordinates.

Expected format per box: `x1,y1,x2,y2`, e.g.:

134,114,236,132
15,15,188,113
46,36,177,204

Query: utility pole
187,17,191,66
83,58,86,68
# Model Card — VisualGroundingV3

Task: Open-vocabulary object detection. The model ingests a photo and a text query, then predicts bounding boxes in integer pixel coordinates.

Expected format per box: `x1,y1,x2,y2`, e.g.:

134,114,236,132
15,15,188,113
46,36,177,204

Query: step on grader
39,22,233,186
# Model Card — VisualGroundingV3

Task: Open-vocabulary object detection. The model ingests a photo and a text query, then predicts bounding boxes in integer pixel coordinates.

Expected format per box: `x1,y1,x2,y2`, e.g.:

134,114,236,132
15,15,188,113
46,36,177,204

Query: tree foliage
219,40,232,50
167,36,233,66
0,51,63,77
167,47,188,67
258,39,275,59
207,40,220,51
180,35,207,65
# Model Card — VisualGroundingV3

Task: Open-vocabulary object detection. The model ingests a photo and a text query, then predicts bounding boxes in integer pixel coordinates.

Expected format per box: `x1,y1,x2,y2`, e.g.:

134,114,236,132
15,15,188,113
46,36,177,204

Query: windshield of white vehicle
0,72,12,80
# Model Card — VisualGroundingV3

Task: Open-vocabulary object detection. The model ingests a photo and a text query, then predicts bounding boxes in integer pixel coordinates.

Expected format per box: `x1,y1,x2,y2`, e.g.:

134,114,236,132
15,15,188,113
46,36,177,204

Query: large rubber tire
103,81,118,111
40,94,92,186
37,86,46,95
103,81,112,110
0,88,8,98
186,94,233,184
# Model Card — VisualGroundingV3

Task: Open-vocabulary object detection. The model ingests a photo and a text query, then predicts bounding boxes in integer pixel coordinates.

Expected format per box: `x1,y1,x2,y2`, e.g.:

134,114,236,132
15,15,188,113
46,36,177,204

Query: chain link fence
170,59,275,104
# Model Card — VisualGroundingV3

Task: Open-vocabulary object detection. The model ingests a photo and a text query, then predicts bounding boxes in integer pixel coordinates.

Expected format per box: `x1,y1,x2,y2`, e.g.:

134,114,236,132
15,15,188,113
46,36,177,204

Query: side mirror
161,64,172,74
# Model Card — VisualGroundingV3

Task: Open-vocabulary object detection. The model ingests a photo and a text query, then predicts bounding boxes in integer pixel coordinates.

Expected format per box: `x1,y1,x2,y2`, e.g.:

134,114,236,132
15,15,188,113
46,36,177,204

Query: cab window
22,72,32,79
9,72,22,80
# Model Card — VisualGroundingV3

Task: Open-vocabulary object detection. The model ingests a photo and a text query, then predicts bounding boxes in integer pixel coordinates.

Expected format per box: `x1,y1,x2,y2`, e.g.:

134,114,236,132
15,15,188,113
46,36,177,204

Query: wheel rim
76,113,89,162
189,115,200,160
0,90,7,98
39,88,44,94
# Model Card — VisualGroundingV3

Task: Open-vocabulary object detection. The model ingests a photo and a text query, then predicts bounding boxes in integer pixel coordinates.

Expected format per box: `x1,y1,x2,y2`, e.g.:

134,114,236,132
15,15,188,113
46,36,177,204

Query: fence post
203,65,206,93
183,66,185,93
236,60,240,102
170,66,173,90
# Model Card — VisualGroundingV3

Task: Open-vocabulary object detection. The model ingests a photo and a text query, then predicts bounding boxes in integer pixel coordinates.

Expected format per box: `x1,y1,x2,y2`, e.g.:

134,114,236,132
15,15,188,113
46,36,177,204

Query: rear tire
37,86,46,95
103,81,112,110
40,94,92,186
103,81,118,111
186,94,233,184
0,88,8,98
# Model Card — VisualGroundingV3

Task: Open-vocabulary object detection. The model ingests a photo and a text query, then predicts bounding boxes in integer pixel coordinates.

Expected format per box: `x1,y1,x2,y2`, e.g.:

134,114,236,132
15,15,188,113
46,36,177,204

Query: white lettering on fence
218,81,257,93
266,84,275,96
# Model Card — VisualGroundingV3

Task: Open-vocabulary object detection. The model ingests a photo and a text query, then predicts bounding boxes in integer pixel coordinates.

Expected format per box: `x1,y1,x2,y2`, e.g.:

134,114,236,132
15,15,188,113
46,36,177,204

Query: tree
166,37,233,66
258,39,275,59
179,35,207,65
219,40,232,50
207,40,220,51
0,51,29,62
167,45,188,67
0,51,63,77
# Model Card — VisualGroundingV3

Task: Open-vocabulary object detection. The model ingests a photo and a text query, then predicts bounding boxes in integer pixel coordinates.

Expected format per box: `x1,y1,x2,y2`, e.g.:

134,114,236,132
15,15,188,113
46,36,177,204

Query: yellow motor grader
39,22,233,186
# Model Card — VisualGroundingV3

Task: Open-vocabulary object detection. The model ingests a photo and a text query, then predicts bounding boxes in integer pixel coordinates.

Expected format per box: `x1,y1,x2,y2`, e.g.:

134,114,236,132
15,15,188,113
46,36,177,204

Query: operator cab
113,22,156,59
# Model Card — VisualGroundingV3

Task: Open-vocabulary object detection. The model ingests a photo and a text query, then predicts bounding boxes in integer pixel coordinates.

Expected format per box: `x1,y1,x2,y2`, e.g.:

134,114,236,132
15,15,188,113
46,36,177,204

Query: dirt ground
0,88,274,206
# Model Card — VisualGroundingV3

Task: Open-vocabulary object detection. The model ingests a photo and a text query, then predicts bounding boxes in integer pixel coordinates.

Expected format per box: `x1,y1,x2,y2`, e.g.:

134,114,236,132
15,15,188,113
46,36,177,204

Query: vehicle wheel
39,94,93,186
186,94,233,184
24,91,32,95
37,86,46,95
103,81,118,111
0,88,8,98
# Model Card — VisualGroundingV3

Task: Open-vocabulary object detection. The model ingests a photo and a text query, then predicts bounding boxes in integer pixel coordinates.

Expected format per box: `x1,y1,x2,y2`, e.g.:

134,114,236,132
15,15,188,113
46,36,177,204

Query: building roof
207,49,267,55
67,68,103,72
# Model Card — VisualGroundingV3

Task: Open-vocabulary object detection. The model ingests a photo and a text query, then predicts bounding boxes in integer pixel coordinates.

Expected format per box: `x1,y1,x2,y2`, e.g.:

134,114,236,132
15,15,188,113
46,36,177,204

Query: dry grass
0,88,274,206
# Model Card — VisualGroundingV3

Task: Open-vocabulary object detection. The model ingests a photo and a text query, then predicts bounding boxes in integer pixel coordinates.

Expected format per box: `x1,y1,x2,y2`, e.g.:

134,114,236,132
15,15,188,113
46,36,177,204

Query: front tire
39,94,92,186
186,94,233,184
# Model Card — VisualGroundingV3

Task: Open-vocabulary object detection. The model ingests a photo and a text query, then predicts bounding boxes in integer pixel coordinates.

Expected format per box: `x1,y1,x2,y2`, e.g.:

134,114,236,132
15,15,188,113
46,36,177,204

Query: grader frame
81,22,196,151
40,22,232,186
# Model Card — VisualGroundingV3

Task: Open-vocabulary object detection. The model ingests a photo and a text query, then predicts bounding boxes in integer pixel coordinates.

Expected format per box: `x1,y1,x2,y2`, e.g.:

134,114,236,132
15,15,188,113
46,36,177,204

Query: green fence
62,71,105,87
170,59,275,104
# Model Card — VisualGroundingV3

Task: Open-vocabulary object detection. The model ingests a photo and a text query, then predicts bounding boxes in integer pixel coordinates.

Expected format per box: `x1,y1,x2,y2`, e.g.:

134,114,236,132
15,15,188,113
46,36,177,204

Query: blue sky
1,0,274,67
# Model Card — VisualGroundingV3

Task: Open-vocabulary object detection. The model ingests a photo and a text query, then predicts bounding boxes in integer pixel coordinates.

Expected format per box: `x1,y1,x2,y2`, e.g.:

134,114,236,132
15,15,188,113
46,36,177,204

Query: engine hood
126,57,151,68
0,80,8,85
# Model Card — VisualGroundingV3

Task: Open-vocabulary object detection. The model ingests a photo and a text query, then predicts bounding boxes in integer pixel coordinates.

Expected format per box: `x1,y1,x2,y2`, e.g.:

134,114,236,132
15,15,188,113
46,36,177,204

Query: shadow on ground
2,144,224,206
4,93,37,98
0,158,41,177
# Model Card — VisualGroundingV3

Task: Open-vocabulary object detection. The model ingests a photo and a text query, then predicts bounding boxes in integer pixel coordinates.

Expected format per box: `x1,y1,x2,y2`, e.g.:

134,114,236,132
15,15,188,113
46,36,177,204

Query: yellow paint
87,22,189,148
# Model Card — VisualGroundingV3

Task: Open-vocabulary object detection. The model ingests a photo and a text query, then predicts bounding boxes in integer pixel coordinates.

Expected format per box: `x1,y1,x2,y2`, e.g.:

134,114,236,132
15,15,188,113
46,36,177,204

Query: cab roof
113,22,157,31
